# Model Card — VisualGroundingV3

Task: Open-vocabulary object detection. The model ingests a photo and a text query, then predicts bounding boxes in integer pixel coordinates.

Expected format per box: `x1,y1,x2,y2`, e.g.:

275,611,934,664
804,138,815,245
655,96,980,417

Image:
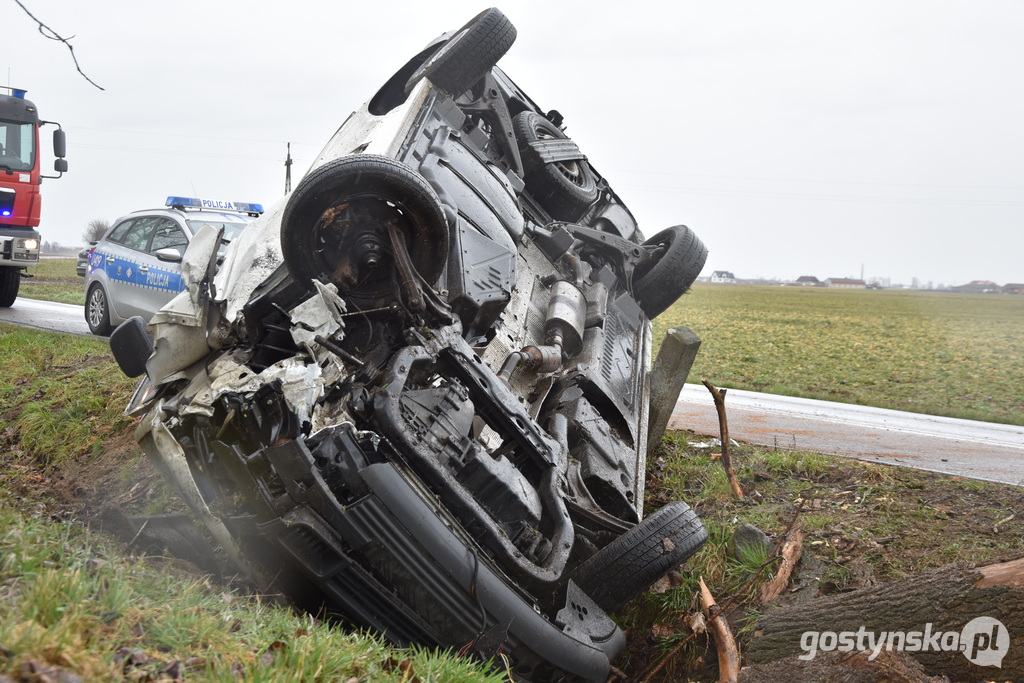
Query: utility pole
284,142,293,194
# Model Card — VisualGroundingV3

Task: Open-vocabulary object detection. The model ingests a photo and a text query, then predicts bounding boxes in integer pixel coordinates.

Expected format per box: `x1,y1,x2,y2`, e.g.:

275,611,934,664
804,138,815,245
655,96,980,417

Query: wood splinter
700,576,740,683
761,527,805,602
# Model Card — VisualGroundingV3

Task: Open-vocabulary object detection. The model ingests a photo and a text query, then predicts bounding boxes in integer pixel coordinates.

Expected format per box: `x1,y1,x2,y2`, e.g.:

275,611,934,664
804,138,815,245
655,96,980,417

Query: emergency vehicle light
0,188,14,217
233,202,265,214
166,196,203,209
166,197,264,214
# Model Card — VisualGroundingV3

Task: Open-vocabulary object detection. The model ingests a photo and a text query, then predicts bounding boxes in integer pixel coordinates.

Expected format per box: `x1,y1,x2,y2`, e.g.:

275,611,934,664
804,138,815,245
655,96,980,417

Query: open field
16,263,1024,425
18,258,85,306
656,284,1024,425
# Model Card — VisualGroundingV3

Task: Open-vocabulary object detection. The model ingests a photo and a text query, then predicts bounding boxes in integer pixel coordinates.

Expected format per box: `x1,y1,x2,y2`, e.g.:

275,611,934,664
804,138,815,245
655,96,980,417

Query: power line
71,142,292,163
609,167,1024,193
616,183,1024,208
69,125,321,148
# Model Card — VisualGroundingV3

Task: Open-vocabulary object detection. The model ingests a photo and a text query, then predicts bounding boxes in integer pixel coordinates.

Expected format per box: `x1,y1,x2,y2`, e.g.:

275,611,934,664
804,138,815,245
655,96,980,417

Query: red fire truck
0,86,68,307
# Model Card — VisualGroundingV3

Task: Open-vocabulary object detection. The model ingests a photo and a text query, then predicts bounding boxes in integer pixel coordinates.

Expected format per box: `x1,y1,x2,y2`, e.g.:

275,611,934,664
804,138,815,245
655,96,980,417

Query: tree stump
746,559,1024,680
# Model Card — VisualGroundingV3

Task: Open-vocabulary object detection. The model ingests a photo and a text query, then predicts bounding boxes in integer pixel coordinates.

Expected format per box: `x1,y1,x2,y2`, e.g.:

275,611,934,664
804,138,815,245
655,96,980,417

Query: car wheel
86,284,113,336
631,225,708,320
0,268,20,308
280,154,449,309
405,8,517,96
571,500,708,614
514,111,599,221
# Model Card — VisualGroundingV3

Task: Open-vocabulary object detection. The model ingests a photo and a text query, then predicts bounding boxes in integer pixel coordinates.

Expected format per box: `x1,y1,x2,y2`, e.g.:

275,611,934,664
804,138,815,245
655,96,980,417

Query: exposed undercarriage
113,9,709,681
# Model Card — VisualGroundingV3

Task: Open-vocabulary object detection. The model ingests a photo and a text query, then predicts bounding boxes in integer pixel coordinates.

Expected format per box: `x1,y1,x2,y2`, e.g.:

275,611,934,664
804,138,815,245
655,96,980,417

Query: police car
84,197,262,335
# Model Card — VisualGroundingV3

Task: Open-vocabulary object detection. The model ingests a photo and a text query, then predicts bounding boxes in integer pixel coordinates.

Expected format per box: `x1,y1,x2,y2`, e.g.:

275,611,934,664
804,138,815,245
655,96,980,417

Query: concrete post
647,326,702,454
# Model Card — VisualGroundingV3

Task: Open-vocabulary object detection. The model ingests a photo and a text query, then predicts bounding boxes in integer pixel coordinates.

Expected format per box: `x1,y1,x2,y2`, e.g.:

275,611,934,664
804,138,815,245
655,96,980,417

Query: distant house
711,270,736,283
791,275,822,287
952,280,999,294
825,278,867,288
1003,283,1024,295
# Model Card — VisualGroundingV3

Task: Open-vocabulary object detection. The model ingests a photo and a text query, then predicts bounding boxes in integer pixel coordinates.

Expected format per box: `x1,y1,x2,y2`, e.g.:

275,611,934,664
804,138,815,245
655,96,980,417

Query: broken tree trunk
701,576,740,683
701,379,743,499
747,558,1024,680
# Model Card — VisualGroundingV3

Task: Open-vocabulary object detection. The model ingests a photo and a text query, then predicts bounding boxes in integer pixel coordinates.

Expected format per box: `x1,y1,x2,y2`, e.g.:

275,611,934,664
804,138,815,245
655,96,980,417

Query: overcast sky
5,0,1023,286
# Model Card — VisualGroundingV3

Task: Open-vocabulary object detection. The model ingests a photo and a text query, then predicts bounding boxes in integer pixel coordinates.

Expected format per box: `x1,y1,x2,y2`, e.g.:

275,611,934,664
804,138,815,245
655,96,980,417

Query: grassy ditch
2,312,1022,681
18,258,85,306
0,323,135,467
0,501,504,682
656,284,1024,425
0,323,503,682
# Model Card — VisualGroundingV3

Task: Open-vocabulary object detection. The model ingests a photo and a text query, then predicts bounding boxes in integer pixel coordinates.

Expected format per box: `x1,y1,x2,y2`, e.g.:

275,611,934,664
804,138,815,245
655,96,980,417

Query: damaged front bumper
137,383,624,682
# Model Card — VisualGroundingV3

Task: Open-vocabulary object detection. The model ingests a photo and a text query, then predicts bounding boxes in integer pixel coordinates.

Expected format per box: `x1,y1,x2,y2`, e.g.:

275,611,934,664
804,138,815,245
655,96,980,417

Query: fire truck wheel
0,269,20,308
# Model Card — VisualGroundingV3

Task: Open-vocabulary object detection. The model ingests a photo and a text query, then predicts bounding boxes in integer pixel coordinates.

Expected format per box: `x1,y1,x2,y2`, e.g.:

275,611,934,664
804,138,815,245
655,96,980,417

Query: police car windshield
187,220,249,252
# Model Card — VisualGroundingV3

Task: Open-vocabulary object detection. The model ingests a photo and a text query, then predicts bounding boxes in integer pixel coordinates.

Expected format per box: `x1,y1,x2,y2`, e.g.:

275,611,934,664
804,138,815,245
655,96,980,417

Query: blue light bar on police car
165,196,264,214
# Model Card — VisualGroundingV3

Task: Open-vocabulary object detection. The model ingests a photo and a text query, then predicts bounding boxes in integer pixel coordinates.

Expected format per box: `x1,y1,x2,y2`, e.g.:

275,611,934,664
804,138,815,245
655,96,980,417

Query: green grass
656,284,1024,425
0,323,136,467
0,326,507,681
18,258,85,305
0,502,504,682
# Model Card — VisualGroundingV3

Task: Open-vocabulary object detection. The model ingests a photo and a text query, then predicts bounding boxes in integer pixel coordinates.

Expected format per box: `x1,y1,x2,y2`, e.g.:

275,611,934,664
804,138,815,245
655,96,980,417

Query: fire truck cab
0,86,67,307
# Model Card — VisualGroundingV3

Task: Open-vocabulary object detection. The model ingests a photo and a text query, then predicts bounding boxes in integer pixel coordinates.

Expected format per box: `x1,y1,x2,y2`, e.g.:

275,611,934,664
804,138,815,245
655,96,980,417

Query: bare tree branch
13,0,105,91
701,378,744,499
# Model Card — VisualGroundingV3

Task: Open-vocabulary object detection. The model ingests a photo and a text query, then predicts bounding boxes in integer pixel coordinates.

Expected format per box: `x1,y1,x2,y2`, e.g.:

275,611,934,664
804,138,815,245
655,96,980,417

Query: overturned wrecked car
111,9,709,681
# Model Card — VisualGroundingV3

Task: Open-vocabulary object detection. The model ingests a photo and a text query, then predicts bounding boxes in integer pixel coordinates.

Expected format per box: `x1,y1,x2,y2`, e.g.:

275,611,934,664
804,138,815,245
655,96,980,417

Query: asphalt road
0,297,91,336
670,384,1024,487
3,297,1022,487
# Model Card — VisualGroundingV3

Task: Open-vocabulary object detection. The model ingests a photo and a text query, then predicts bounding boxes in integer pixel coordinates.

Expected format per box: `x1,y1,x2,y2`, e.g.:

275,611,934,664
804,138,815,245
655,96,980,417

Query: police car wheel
86,284,113,336
280,154,449,309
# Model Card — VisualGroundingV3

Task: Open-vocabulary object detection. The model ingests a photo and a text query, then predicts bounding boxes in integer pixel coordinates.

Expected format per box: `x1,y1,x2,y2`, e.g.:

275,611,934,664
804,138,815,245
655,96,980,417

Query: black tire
571,500,707,613
280,154,449,309
85,283,113,336
0,268,20,308
405,8,517,96
513,111,599,221
631,225,708,320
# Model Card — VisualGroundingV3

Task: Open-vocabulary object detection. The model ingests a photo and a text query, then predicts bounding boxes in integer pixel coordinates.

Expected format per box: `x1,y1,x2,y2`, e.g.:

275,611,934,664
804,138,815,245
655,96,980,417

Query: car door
101,216,159,322
139,217,188,315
